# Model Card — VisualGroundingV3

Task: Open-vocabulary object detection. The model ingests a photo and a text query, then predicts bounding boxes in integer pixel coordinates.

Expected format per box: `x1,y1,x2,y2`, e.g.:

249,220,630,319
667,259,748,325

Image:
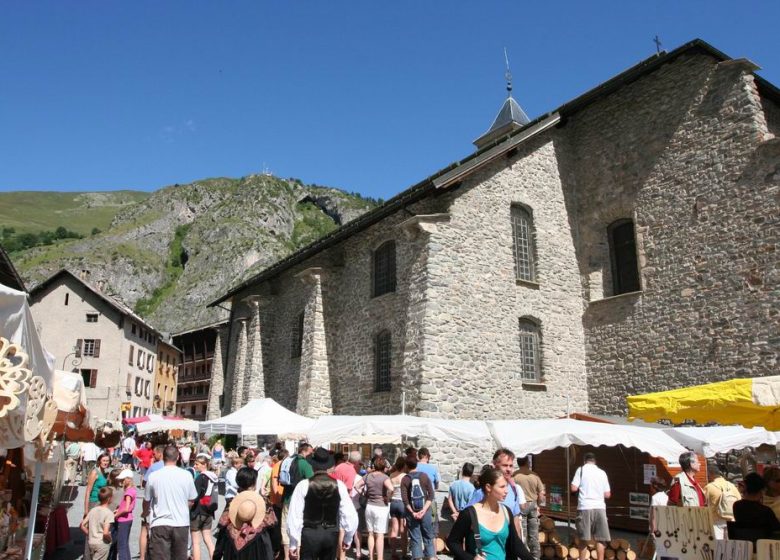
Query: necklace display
654,506,715,559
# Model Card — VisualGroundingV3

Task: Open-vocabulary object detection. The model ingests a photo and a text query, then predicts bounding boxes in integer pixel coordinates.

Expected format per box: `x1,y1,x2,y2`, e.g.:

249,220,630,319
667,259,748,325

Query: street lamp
61,346,83,371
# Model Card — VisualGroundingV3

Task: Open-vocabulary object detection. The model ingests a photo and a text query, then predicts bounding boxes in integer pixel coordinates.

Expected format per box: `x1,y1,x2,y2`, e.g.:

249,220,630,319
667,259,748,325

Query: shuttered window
518,319,541,382
373,241,397,297
128,345,134,365
80,368,98,388
374,330,392,392
81,339,100,357
511,205,537,282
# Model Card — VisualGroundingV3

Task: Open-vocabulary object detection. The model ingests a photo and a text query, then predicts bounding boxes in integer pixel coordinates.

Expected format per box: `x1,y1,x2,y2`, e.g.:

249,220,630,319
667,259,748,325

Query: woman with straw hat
214,468,276,560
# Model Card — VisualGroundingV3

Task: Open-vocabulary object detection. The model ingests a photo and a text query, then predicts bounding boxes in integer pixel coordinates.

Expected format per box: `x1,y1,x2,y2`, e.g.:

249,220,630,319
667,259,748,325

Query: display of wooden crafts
0,338,32,419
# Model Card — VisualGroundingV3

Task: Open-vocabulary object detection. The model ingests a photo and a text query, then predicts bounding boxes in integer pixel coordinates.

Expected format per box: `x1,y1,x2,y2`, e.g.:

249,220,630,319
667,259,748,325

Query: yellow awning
627,376,780,430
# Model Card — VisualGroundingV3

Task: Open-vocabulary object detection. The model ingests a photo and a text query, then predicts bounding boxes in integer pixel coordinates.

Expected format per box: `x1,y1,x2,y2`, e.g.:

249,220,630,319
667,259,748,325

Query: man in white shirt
143,445,198,560
81,441,100,485
570,452,611,560
287,447,358,560
179,442,193,467
122,433,137,468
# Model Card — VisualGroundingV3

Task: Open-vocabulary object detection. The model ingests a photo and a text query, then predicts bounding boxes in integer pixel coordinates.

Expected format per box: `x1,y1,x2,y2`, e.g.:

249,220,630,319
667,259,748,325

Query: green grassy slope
0,191,150,235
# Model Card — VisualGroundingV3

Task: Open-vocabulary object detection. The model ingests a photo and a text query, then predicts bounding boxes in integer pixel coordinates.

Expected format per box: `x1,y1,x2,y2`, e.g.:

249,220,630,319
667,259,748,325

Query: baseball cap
116,469,134,480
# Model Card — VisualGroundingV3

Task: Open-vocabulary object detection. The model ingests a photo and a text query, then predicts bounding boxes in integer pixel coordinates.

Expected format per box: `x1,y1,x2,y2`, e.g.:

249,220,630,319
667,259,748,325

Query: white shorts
364,503,390,534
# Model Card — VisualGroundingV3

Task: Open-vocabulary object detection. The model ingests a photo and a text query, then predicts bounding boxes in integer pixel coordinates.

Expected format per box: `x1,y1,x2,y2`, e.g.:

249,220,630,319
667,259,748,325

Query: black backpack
288,455,305,489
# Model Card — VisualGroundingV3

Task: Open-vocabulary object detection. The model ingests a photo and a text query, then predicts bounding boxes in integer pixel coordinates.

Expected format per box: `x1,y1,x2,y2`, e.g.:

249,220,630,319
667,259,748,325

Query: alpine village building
207,40,780,471
29,269,181,422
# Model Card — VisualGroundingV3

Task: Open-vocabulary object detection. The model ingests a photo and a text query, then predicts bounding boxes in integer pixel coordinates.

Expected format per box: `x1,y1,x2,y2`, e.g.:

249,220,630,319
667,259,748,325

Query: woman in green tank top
446,468,534,560
85,453,111,511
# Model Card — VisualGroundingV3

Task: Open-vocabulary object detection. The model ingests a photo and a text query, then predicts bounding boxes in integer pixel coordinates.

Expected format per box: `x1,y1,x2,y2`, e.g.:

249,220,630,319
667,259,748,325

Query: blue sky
1,1,778,199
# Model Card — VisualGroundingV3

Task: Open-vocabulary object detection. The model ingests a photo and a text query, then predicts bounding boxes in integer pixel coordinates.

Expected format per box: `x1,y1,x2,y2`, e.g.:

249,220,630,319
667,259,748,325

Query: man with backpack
281,444,315,560
401,455,436,560
704,465,741,539
191,456,219,560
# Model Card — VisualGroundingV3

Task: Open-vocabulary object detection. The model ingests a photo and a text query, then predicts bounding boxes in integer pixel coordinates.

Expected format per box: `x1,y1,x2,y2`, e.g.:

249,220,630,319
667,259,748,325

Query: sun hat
228,491,266,528
115,469,134,480
309,447,335,472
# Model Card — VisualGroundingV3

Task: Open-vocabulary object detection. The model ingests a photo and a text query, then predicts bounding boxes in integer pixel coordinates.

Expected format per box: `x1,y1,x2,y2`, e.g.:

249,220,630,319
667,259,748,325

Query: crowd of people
73,434,780,560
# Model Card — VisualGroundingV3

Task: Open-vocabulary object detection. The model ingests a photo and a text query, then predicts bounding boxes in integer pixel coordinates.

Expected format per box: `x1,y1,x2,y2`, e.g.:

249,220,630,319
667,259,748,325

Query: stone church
208,39,779,437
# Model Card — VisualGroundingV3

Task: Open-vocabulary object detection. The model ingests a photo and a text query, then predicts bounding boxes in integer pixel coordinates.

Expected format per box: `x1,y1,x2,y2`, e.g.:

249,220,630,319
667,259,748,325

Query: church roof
210,38,780,307
473,95,531,149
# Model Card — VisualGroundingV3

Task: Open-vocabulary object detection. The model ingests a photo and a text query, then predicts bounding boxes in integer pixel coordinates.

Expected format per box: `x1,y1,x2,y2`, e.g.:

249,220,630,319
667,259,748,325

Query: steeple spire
504,47,513,96
473,48,531,149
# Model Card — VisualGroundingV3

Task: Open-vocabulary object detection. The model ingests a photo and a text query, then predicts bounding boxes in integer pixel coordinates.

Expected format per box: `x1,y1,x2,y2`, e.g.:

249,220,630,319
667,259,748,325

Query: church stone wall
416,135,588,421
560,53,780,414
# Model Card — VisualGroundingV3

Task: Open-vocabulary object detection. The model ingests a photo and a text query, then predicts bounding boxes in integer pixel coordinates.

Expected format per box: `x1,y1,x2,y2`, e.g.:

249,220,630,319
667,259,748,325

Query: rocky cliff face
16,175,376,333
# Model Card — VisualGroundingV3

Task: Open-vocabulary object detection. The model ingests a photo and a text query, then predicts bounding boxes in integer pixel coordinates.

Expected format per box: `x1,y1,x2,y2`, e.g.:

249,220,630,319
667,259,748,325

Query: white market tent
199,398,315,437
136,417,201,435
664,425,778,457
305,414,492,447
489,418,688,461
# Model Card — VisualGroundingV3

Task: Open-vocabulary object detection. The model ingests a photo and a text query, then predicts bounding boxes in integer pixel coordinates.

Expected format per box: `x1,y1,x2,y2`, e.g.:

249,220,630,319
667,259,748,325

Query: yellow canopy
627,376,780,430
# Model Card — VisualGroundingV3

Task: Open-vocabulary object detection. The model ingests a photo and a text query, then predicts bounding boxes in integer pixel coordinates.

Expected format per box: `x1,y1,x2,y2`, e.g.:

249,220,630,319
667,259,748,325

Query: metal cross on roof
654,35,663,54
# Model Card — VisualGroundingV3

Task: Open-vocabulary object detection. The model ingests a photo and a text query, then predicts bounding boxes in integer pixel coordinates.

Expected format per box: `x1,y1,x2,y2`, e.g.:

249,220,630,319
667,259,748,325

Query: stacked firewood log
539,518,636,560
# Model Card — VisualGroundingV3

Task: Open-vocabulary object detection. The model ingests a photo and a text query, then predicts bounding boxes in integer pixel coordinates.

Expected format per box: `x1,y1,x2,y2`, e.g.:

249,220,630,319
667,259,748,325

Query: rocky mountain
13,176,377,333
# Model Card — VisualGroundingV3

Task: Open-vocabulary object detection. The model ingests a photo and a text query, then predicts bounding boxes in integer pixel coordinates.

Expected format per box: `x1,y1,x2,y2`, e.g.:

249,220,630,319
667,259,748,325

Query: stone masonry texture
215,48,780,480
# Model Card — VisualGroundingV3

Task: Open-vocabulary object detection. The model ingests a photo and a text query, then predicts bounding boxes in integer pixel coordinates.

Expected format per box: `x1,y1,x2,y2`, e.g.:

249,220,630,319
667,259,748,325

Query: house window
128,345,134,365
86,313,98,323
64,293,69,306
80,368,97,388
131,324,136,335
191,405,196,415
290,312,304,359
144,380,151,398
372,241,397,297
518,319,541,382
374,330,392,392
146,354,154,372
608,219,640,295
135,377,143,397
511,205,537,282
137,350,145,369
79,339,100,358
125,374,132,395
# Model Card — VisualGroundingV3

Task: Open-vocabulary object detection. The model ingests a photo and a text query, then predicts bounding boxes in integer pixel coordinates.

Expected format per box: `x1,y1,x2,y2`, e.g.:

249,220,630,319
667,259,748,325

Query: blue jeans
116,520,132,560
405,509,434,559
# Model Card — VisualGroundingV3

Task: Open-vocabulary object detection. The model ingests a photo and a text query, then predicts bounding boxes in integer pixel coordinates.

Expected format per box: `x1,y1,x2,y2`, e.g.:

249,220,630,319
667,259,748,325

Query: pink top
116,486,137,522
333,462,357,492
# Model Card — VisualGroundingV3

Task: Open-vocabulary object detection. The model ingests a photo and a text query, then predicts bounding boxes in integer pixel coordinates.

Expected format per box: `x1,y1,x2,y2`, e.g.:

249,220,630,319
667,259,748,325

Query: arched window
608,219,640,295
374,330,392,392
373,241,397,297
511,205,537,282
518,318,541,382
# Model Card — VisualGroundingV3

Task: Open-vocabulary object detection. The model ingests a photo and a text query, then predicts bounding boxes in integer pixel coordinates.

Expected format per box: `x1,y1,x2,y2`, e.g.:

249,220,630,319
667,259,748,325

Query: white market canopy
664,425,778,457
199,398,315,437
305,415,492,447
489,418,688,461
136,417,201,435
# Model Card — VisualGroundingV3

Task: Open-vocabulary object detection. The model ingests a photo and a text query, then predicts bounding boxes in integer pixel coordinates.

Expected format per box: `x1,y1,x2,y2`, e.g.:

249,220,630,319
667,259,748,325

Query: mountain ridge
7,176,377,333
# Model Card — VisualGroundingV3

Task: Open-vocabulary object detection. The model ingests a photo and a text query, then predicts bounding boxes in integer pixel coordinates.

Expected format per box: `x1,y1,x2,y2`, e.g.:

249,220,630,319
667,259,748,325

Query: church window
372,241,397,297
290,312,304,359
374,330,392,392
518,319,541,382
511,205,536,282
608,219,640,295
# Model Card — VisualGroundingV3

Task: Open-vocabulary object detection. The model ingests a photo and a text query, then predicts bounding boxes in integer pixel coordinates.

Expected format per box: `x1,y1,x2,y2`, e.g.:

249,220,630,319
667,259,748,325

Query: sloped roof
210,38,780,307
29,269,162,337
0,246,25,292
474,96,531,148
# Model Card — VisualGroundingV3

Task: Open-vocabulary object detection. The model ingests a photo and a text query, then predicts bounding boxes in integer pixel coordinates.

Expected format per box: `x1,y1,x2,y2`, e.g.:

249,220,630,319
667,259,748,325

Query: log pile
539,517,636,560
